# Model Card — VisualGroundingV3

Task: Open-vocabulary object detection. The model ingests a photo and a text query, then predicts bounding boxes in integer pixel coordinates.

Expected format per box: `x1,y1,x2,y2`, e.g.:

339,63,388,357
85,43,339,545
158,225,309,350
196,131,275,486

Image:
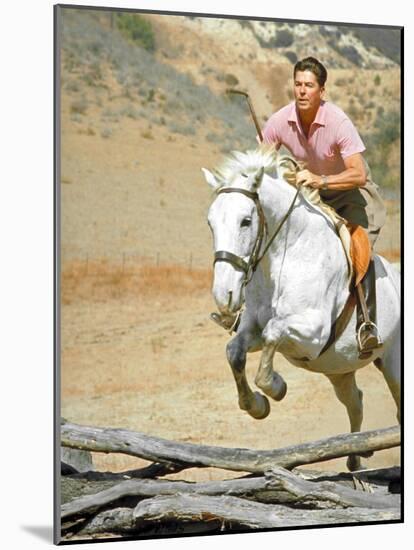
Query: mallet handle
227,89,263,143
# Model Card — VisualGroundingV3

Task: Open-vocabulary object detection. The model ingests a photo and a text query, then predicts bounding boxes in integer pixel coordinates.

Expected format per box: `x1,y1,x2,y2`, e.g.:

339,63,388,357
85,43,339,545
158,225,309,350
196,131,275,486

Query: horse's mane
212,146,280,185
212,145,342,224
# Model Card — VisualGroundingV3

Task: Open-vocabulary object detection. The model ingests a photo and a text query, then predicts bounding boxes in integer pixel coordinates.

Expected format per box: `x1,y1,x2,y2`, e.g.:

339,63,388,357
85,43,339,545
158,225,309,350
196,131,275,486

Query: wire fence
63,251,210,277
62,217,400,279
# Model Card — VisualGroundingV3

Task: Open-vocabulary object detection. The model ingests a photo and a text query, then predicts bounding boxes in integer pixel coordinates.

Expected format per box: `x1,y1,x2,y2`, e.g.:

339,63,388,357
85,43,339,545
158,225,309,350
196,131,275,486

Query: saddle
347,223,371,286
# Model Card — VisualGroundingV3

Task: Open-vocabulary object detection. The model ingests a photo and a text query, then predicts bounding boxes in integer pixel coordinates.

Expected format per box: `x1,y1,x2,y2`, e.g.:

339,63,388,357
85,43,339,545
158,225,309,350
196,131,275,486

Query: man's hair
294,57,327,88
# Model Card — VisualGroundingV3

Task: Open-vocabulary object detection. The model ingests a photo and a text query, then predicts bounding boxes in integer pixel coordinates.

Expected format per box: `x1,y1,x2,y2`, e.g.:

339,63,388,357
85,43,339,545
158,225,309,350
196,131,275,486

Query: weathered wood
63,507,136,538
63,495,400,538
265,467,400,509
60,463,194,506
61,476,267,519
69,507,220,538
132,494,400,530
133,494,400,529
61,447,95,474
61,421,400,473
295,466,401,484
62,466,399,520
67,461,189,482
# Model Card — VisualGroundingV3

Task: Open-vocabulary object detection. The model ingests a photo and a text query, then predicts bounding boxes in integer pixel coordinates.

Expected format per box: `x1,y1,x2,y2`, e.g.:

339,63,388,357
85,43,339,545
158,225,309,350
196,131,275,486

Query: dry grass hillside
60,8,401,265
59,8,401,482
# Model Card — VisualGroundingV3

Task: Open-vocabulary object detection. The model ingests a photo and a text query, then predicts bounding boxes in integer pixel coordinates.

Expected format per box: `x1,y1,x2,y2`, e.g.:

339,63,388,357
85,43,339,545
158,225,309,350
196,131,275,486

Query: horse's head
202,152,268,316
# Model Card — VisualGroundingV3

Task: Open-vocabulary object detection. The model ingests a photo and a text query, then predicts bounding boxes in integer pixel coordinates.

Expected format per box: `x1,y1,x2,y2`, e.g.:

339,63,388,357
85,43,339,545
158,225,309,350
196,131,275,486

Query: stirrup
210,311,241,333
357,321,383,359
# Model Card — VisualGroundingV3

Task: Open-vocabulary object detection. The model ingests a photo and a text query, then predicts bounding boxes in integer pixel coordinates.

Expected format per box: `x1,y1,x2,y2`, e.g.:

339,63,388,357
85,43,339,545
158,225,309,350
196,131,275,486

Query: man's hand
296,169,323,189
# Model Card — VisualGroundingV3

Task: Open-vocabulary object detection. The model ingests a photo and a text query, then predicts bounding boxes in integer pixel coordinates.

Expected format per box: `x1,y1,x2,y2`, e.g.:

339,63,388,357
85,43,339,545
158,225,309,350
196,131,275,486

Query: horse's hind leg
325,372,367,471
226,333,270,420
374,331,401,423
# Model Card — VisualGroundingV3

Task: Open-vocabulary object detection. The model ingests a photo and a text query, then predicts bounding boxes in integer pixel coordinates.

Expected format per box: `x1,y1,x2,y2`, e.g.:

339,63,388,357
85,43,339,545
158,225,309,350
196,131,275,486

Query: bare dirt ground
61,275,400,482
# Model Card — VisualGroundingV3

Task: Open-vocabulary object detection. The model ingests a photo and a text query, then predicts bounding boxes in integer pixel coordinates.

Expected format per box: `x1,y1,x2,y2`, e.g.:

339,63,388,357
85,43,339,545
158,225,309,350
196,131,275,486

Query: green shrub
335,77,347,87
284,51,297,64
338,45,363,66
70,98,88,115
115,13,155,51
224,74,239,87
65,79,80,92
373,110,399,142
168,120,196,136
351,27,401,65
273,29,294,48
363,109,400,192
101,127,113,139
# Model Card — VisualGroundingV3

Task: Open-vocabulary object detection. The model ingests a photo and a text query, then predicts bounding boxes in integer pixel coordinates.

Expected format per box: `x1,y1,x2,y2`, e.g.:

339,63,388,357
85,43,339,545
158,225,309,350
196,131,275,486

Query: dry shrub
61,259,212,305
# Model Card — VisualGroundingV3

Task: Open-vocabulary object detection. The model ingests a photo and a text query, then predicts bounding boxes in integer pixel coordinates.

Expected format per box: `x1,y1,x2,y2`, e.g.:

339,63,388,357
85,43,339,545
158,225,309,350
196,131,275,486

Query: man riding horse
212,56,386,357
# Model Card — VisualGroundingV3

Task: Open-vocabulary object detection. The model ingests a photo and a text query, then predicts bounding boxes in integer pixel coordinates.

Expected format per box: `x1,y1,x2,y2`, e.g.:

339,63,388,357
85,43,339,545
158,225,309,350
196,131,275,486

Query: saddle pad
347,223,372,286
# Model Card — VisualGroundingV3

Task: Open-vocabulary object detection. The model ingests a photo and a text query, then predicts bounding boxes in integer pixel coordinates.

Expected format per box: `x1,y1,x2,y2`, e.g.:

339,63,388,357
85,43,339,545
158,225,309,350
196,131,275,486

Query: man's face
293,70,324,116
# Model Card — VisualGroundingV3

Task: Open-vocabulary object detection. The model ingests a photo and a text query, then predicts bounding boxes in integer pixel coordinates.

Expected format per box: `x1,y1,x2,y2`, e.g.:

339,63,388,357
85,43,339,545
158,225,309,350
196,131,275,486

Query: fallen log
61,466,399,521
61,476,267,520
132,494,400,529
68,494,399,537
61,421,400,474
69,506,220,538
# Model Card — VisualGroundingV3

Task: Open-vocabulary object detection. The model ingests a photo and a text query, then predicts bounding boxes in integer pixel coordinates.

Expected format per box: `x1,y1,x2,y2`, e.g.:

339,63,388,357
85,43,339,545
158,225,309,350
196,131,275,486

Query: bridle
213,183,301,293
213,187,267,290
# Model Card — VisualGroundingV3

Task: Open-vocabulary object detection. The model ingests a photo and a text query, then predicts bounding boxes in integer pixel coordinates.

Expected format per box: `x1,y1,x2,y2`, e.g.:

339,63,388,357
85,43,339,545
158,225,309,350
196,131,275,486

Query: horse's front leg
254,319,289,402
226,332,270,420
255,342,287,401
255,310,327,401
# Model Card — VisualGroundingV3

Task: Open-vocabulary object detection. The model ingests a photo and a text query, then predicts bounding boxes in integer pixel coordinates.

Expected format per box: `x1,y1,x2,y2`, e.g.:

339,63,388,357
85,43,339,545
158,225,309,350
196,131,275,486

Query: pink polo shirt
262,101,365,176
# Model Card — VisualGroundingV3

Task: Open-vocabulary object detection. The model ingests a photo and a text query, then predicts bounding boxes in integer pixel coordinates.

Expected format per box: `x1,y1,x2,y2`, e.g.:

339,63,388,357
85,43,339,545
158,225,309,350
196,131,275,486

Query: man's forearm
323,168,366,190
297,165,367,191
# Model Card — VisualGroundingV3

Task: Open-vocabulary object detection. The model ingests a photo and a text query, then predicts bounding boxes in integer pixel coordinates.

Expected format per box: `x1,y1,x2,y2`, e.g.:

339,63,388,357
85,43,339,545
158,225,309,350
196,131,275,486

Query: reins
255,184,301,267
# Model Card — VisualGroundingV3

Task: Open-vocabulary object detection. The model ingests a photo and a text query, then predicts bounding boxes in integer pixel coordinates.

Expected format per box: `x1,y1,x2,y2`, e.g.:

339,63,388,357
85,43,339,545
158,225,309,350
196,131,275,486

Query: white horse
202,147,400,471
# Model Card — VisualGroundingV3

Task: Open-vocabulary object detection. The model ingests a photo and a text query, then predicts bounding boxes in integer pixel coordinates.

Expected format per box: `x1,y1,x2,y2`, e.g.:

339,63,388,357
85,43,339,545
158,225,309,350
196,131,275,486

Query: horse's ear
202,168,221,191
251,166,265,191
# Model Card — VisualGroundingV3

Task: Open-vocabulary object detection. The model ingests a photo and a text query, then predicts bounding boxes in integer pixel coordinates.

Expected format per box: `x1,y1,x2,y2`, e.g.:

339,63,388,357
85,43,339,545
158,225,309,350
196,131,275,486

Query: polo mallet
226,89,263,143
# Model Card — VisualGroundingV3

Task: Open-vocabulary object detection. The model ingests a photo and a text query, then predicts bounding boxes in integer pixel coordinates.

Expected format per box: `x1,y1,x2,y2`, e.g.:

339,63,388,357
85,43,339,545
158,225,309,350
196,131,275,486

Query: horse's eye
241,217,252,228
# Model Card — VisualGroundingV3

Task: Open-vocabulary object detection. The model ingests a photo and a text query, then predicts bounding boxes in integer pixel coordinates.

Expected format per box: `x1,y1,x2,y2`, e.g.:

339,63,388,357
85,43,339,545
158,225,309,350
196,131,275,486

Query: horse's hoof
248,392,271,420
273,379,287,401
256,374,287,402
347,455,361,472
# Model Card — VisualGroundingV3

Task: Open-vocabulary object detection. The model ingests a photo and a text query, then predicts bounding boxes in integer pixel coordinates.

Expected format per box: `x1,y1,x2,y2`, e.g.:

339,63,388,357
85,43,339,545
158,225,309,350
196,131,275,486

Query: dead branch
132,493,400,529
61,421,400,473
